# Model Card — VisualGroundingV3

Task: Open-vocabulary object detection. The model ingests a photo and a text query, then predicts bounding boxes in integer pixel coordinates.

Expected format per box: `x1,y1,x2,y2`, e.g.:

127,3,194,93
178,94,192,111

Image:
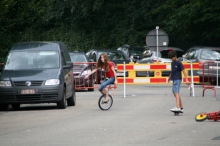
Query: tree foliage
0,0,220,61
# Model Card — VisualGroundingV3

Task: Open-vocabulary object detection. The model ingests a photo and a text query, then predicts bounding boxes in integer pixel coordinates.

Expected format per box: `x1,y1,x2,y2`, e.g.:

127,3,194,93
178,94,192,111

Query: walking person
85,53,117,102
168,51,190,112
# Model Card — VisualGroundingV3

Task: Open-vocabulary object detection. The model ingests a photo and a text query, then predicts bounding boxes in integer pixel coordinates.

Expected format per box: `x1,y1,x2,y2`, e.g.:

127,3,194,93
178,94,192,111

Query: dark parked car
69,51,94,91
183,46,220,84
140,47,185,63
0,41,75,110
117,44,147,62
88,49,130,83
136,47,185,77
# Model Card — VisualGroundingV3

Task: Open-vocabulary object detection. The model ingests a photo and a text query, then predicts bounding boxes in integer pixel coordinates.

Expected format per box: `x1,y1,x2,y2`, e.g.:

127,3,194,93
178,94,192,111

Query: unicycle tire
195,113,208,122
98,94,113,110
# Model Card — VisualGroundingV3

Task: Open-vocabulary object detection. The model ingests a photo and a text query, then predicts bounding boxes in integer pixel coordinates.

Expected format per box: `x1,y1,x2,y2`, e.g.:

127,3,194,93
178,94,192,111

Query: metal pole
190,62,195,97
216,61,218,87
156,26,159,62
216,61,220,101
123,61,126,98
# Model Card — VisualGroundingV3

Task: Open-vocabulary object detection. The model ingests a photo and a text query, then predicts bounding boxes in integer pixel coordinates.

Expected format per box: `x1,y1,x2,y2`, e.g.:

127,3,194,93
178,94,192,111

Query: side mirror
63,61,73,69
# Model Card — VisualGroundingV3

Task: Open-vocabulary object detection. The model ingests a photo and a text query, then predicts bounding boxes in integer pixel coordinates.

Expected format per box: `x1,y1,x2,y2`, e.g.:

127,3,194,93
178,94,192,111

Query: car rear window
160,50,184,58
201,50,220,60
160,50,184,59
70,54,87,62
130,48,145,56
98,52,126,60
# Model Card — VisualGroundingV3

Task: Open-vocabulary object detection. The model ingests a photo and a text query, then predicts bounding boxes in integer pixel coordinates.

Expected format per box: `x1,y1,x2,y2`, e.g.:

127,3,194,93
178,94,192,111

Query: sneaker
181,108,184,113
102,98,109,104
170,107,181,112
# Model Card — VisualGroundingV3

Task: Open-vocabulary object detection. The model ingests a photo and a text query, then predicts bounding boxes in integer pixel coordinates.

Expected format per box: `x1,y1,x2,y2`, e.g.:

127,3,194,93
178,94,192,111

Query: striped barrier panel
116,62,200,84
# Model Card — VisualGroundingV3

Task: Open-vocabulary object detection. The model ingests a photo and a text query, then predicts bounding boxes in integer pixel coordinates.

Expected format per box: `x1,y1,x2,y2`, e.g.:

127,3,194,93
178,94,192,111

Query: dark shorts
172,79,182,93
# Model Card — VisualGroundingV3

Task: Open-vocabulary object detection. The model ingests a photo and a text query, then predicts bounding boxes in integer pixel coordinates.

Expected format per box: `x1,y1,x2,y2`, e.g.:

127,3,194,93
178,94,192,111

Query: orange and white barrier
117,62,200,97
117,63,199,71
117,77,200,84
117,62,200,84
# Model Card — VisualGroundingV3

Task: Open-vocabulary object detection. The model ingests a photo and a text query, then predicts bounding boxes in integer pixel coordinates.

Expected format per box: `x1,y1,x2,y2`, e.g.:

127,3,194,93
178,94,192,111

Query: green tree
1,0,220,62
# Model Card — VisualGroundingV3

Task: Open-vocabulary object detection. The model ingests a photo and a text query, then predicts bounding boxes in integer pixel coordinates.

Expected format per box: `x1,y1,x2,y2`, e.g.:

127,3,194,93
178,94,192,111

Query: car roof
11,41,65,51
162,47,184,52
189,46,220,50
69,51,86,54
92,49,128,56
118,46,146,50
92,49,122,52
89,49,129,60
197,48,220,51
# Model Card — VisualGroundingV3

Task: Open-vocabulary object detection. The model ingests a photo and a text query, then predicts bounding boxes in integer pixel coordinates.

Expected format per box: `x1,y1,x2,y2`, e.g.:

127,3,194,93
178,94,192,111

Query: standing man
168,51,190,112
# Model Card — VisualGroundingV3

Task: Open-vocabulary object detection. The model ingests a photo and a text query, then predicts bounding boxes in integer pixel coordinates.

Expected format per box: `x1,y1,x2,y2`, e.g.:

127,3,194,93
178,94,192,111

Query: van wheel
57,88,67,109
0,104,9,111
67,89,76,106
11,104,20,109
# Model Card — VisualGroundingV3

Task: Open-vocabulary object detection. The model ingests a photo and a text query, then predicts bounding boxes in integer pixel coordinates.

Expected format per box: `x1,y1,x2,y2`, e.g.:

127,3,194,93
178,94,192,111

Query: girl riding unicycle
85,53,117,110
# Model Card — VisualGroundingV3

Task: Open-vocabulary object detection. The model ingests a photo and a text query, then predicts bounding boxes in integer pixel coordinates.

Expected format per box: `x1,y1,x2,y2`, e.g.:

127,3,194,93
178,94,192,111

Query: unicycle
98,94,113,110
98,85,116,110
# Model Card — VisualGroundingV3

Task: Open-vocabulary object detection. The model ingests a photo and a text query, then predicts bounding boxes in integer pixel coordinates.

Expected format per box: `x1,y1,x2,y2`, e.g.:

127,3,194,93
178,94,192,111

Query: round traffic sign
146,28,169,51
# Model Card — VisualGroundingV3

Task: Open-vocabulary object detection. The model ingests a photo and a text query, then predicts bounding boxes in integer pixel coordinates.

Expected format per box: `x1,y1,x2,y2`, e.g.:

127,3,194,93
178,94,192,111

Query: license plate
21,89,35,94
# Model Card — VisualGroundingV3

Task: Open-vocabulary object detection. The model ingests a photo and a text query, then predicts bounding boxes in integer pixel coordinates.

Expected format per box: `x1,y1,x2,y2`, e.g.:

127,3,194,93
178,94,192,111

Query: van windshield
4,51,60,70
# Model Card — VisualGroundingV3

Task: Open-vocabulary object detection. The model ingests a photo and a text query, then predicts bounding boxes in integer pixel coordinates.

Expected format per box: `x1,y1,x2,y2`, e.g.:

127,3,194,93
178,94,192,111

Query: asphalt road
0,84,220,146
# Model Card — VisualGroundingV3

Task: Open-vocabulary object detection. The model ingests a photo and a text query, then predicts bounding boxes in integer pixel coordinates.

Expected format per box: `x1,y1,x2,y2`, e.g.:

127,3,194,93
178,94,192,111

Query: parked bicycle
195,110,220,122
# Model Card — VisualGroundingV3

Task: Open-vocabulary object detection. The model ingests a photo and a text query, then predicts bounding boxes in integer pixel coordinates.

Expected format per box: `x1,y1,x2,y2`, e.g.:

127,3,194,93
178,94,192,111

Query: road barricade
117,62,200,84
73,62,99,91
202,61,220,98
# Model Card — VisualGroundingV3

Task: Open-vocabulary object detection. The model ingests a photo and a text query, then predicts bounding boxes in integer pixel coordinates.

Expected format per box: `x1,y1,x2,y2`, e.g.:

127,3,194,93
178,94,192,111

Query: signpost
146,26,169,62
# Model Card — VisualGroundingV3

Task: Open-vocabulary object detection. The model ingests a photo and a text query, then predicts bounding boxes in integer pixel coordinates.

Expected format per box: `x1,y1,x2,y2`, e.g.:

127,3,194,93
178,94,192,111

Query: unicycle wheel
98,94,113,110
195,113,208,122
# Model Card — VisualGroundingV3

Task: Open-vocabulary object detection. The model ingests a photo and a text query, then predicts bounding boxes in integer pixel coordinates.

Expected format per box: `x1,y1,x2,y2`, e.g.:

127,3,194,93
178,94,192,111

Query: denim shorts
172,79,182,93
98,77,115,92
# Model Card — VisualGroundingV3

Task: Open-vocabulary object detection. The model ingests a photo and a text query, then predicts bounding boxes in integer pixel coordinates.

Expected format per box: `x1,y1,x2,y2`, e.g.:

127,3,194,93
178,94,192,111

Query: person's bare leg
100,88,109,102
100,90,105,95
174,93,182,108
104,87,109,99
